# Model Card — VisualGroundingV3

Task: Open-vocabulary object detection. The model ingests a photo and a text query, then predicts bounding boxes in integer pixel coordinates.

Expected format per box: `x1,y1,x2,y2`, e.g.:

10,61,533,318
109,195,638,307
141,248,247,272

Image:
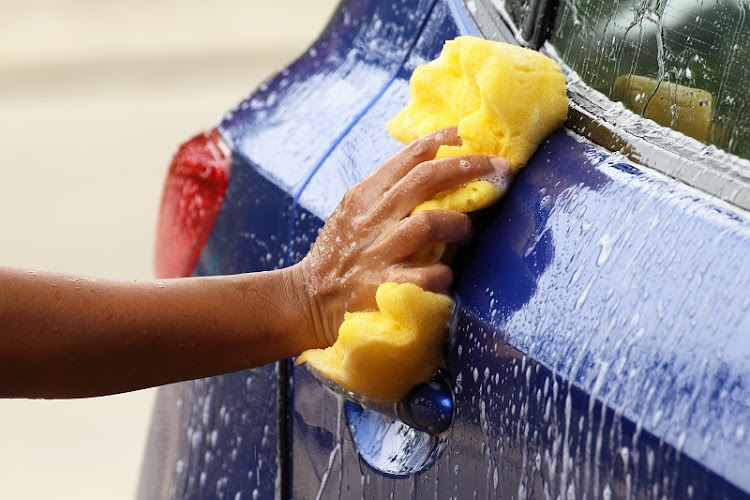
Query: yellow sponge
387,36,569,171
298,37,568,403
297,283,453,402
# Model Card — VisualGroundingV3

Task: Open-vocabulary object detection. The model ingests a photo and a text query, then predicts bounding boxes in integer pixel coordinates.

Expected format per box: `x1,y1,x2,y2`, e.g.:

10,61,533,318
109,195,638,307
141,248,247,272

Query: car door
288,0,750,498
139,0,750,498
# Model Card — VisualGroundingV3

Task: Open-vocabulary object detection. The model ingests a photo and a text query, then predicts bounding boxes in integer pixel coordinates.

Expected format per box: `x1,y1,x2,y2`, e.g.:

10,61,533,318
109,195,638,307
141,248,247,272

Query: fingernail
489,157,510,172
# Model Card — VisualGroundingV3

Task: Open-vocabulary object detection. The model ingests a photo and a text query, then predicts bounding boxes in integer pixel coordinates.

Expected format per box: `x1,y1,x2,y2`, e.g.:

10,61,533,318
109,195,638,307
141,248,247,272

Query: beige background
0,0,336,498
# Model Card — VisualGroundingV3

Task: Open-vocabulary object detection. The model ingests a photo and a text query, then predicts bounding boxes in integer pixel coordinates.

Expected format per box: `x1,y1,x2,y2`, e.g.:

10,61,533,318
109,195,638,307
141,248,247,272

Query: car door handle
307,365,454,434
394,369,454,434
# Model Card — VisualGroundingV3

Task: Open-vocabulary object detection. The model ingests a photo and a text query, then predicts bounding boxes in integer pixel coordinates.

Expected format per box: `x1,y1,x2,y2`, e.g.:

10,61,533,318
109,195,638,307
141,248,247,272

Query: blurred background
0,0,337,497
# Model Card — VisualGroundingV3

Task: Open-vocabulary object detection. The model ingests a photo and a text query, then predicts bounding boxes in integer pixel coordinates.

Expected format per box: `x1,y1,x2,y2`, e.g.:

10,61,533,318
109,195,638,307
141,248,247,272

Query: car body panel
139,156,290,499
219,0,436,198
291,121,750,498
139,0,750,498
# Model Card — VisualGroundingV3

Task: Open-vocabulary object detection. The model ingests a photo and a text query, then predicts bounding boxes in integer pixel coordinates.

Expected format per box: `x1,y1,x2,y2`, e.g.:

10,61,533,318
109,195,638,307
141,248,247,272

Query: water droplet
597,233,614,266
735,425,746,444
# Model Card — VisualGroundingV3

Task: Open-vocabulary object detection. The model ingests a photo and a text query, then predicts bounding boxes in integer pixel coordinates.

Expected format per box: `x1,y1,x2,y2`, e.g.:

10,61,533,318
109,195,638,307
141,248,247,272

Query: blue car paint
140,2,442,498
138,0,750,497
139,160,294,500
220,0,436,198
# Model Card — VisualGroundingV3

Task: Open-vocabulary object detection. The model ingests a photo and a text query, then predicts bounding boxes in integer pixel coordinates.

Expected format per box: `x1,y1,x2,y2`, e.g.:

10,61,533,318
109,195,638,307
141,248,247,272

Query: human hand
0,127,509,398
292,127,510,349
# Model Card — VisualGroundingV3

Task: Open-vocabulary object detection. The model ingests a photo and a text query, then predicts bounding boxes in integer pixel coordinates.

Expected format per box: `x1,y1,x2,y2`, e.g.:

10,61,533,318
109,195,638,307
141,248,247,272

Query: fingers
363,127,461,193
370,210,472,263
387,263,454,293
385,155,508,219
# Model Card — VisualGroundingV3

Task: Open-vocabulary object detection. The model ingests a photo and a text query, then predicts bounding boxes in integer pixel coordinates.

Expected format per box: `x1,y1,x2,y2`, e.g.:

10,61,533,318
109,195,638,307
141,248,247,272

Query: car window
550,0,750,160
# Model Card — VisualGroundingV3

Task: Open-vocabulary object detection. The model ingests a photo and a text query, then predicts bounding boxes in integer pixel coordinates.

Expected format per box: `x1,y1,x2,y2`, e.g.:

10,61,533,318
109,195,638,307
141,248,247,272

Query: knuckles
413,210,445,241
414,264,453,291
412,210,472,243
406,161,434,188
341,182,367,209
404,127,459,164
406,138,437,164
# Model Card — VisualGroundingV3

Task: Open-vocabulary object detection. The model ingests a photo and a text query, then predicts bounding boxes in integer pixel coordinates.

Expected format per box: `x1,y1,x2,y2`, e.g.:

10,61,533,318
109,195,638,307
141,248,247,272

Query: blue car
139,0,750,498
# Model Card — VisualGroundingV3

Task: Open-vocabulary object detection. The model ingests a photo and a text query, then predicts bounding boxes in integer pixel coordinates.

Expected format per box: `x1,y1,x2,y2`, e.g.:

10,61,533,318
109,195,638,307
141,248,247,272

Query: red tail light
155,128,231,278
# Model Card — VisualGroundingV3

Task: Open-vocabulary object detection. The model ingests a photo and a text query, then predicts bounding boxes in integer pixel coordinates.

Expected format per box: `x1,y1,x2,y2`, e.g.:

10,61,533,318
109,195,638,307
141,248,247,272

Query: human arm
0,128,509,398
0,268,310,398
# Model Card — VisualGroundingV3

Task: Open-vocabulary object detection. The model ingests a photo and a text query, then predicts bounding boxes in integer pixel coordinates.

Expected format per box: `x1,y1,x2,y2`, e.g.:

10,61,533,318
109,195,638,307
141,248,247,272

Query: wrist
282,261,329,352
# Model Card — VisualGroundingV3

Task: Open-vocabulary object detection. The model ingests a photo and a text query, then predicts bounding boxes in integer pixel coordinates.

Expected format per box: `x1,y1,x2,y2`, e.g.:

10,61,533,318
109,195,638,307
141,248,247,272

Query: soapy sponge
297,283,453,402
298,37,568,403
387,36,569,171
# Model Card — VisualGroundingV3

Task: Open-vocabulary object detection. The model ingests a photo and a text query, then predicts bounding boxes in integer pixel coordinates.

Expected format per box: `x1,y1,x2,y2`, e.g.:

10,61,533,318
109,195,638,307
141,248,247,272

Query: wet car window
550,0,750,160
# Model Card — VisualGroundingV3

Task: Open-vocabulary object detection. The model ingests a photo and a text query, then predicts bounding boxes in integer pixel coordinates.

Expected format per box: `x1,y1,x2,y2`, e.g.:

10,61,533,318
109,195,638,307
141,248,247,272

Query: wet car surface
139,0,750,498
